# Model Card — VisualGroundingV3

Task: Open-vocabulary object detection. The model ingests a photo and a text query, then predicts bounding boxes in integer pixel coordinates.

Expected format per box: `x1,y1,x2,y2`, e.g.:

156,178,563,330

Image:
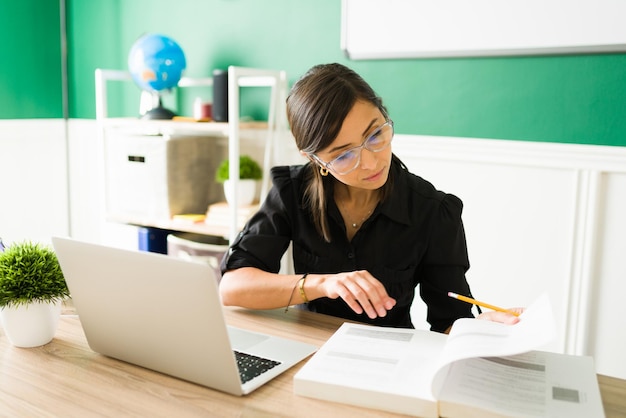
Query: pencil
447,292,520,317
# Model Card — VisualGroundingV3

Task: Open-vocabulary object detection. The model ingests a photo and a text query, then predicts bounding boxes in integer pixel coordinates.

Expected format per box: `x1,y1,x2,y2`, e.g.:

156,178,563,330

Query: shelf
107,201,260,239
95,66,288,243
107,214,230,239
100,118,268,137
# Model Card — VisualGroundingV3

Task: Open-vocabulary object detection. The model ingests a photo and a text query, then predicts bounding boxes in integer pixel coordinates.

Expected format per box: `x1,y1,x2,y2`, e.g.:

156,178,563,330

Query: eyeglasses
312,120,394,175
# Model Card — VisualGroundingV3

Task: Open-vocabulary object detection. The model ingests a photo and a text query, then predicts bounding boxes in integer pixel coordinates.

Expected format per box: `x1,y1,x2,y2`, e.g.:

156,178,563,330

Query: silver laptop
52,236,317,396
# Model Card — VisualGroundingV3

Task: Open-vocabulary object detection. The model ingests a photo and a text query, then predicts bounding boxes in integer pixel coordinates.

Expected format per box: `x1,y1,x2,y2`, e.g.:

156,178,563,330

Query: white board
341,0,626,59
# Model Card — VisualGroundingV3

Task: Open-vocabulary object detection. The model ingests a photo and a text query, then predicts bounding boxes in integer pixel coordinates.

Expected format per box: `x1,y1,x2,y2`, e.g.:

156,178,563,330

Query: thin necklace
339,200,375,229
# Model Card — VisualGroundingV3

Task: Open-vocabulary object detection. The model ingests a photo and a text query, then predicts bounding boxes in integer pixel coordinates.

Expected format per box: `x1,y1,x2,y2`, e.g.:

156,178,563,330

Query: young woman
219,63,520,332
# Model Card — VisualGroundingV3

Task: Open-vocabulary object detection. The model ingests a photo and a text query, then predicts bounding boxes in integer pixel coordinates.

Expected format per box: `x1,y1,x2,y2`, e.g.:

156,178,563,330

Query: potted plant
215,155,262,207
0,240,70,347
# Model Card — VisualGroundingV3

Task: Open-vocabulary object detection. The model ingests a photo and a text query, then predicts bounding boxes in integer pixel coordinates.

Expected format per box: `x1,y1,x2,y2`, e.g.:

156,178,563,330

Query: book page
432,294,602,417
441,293,556,364
437,351,604,418
430,293,556,399
298,324,447,398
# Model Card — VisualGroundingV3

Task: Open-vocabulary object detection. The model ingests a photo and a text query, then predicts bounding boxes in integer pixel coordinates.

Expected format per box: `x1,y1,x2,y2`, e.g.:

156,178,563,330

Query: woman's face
314,100,392,191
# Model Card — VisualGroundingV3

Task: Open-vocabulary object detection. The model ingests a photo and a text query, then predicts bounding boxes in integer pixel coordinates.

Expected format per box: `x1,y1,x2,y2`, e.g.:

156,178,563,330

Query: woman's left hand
477,307,525,325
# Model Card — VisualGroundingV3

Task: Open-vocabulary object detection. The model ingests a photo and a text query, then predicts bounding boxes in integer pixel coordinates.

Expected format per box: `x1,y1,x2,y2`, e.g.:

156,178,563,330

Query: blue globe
128,33,186,92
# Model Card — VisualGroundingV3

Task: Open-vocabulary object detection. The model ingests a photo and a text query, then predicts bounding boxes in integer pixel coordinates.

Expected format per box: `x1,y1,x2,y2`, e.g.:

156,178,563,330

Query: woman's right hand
310,270,396,319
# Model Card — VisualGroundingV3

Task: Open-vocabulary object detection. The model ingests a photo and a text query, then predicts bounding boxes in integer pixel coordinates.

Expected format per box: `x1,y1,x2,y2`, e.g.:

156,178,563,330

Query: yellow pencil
447,292,520,317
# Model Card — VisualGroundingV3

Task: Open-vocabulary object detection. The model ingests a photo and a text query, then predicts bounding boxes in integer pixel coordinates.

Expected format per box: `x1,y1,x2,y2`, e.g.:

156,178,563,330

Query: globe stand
141,105,176,120
140,94,175,120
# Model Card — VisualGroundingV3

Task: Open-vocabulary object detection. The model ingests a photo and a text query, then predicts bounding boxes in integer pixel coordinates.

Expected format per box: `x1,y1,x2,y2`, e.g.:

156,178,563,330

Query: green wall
0,0,63,119
4,0,625,147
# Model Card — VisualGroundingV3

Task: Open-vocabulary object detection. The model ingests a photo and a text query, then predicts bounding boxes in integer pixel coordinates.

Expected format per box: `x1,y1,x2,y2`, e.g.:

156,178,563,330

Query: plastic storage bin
138,226,172,254
167,233,229,282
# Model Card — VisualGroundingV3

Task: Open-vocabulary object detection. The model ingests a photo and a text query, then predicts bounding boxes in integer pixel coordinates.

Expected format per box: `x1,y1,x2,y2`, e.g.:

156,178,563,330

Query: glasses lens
331,150,360,174
365,122,393,151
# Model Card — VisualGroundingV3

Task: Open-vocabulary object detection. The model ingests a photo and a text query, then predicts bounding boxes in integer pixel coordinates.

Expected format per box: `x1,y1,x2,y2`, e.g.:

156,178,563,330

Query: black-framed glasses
312,120,394,175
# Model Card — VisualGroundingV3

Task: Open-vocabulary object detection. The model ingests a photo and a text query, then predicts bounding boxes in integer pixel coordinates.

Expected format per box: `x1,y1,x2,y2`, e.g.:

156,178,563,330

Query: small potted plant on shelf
0,240,70,347
215,155,262,207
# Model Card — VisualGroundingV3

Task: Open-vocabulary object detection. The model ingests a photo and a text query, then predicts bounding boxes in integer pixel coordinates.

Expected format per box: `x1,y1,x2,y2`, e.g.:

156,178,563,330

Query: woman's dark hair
286,63,393,242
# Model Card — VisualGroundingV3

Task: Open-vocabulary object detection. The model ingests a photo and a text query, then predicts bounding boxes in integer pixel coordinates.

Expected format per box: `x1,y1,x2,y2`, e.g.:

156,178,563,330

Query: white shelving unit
95,66,288,242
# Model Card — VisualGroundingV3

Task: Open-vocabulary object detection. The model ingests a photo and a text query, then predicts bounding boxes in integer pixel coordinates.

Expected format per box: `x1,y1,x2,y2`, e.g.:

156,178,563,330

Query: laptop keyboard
234,351,281,384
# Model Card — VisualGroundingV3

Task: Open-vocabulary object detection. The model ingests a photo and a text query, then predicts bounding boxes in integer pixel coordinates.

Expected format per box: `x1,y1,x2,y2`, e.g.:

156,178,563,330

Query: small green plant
215,155,262,183
0,241,69,308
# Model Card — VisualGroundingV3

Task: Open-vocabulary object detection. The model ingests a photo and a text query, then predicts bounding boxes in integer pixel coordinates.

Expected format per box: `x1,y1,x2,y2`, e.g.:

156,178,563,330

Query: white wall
0,118,136,248
585,172,626,378
67,119,140,249
0,120,70,246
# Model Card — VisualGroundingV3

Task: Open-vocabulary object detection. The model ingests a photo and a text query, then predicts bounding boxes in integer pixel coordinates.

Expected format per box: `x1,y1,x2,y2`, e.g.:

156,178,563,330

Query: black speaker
212,69,228,122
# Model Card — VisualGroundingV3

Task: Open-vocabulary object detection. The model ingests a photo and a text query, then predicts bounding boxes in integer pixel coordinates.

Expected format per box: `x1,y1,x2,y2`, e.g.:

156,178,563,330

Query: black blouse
221,157,474,332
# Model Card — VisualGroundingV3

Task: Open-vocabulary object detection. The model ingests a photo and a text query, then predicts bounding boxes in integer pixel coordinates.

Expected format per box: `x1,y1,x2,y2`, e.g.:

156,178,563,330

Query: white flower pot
223,179,257,207
0,300,62,347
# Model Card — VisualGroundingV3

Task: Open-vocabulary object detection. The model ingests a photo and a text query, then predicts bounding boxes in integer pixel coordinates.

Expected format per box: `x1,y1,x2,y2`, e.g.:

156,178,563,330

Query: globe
128,33,186,92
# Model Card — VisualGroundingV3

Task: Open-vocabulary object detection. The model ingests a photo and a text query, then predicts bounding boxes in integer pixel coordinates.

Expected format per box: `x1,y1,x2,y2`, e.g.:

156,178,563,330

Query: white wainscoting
394,134,626,379
0,119,70,245
66,119,139,250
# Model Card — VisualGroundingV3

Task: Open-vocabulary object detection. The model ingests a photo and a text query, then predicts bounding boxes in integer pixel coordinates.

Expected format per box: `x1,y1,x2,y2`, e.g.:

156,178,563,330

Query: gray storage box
104,132,226,220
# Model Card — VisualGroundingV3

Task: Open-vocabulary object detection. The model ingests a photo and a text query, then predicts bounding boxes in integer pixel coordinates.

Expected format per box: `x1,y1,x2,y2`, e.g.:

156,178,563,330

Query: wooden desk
1,308,624,417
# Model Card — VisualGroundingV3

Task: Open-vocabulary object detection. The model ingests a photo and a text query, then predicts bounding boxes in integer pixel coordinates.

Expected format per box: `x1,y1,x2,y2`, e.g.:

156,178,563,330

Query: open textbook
293,294,604,417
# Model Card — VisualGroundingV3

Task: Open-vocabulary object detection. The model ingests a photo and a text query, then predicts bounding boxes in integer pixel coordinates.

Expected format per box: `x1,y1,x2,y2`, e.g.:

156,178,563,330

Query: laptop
51,236,317,396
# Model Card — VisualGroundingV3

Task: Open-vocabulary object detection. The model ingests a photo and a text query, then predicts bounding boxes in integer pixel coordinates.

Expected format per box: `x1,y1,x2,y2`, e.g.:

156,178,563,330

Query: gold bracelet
284,278,300,312
285,274,308,312
298,273,309,303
